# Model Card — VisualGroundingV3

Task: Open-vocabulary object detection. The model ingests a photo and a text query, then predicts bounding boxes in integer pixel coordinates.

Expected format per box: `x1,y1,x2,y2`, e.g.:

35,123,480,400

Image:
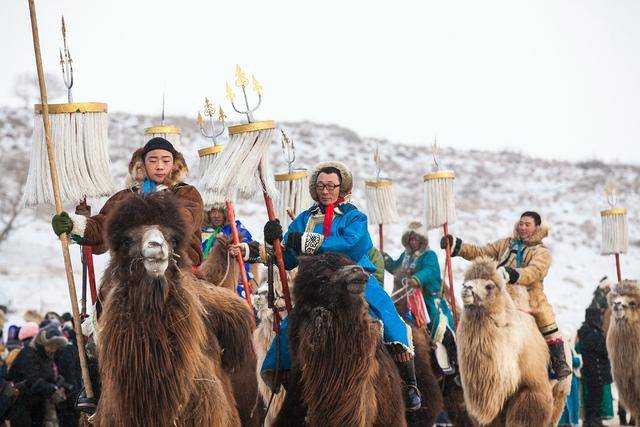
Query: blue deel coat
262,203,410,373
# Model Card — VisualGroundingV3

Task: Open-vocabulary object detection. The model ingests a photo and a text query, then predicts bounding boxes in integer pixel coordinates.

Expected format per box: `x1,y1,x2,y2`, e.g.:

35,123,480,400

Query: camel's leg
407,326,443,427
504,386,552,427
272,367,308,427
440,376,474,427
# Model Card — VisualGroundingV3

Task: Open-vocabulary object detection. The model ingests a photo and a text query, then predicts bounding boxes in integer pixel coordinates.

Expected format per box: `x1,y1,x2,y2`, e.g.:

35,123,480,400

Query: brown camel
607,280,640,424
93,193,259,427
457,257,558,427
274,253,406,426
392,272,471,426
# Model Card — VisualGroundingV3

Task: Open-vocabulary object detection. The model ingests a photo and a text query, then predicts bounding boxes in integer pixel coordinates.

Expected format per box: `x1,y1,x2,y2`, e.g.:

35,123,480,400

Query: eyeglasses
314,183,340,191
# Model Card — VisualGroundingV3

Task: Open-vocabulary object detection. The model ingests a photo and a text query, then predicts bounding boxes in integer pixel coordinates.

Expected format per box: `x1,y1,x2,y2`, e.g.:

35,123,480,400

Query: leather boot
395,359,422,411
547,340,571,380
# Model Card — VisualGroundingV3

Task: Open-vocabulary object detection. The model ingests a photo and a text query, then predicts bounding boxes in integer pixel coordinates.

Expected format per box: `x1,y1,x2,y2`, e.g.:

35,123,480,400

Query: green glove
51,212,73,236
51,387,66,404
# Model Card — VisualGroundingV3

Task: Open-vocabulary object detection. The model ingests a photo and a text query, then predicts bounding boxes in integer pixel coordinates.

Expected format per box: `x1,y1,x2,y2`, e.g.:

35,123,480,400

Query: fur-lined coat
70,148,204,266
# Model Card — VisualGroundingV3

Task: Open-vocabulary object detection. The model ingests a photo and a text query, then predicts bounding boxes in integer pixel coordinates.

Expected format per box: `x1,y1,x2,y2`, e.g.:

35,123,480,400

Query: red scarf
322,196,344,237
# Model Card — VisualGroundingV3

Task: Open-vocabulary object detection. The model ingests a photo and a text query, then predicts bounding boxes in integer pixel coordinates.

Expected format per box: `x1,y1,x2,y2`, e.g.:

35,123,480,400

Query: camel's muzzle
612,301,627,320
142,226,169,276
332,265,368,294
461,282,478,306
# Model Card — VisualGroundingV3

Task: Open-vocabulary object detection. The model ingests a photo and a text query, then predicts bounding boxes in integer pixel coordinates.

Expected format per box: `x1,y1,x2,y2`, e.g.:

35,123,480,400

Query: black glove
285,231,303,253
498,266,520,284
263,219,283,245
440,234,462,256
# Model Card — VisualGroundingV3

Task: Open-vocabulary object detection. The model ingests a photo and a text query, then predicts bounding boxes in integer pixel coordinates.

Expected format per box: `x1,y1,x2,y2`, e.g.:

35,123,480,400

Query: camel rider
51,137,204,267
49,137,204,413
236,161,422,411
201,204,255,299
441,211,572,379
384,221,458,376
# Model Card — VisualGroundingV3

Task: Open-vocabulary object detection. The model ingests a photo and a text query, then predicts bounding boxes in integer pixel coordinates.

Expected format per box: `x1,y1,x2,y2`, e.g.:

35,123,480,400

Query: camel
392,272,470,426
92,193,259,427
274,253,406,426
457,257,571,427
607,280,640,424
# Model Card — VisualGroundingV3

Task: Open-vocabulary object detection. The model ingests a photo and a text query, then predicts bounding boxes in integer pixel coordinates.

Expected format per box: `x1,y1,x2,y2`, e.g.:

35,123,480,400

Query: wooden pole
225,201,254,312
443,222,458,327
615,253,622,283
379,224,384,253
27,0,94,398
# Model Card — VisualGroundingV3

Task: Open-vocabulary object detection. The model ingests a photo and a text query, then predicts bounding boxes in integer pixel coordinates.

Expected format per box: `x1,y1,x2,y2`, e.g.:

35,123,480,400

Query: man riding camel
49,137,204,413
235,161,422,411
441,211,571,379
384,221,458,376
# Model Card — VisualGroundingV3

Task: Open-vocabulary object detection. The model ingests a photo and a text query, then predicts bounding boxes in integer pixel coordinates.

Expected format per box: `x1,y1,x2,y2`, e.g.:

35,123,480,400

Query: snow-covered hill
1,105,639,335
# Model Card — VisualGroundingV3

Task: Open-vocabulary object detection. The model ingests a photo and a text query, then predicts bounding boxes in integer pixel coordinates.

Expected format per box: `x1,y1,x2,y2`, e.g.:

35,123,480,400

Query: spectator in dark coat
0,377,19,422
577,306,613,427
55,330,81,426
6,325,68,426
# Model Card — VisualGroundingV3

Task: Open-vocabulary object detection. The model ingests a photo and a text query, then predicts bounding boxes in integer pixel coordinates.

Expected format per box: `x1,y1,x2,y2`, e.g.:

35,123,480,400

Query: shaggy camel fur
458,258,555,427
196,233,239,290
607,280,640,424
274,253,406,427
93,193,258,427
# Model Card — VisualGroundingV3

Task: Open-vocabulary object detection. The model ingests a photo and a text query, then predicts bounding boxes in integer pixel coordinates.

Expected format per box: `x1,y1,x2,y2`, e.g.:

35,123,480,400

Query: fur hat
401,221,429,250
34,324,68,350
309,161,353,202
128,147,189,188
18,321,39,341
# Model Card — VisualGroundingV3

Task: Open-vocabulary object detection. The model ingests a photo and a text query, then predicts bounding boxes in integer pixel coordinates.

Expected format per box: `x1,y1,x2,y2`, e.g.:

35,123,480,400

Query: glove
498,266,519,284
263,219,283,245
285,231,303,253
410,277,420,288
51,212,73,236
440,234,462,256
1,381,19,399
51,387,67,404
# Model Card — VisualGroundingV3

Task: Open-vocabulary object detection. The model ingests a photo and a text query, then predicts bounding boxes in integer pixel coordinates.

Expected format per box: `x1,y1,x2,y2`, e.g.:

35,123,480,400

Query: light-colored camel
457,257,570,427
607,279,640,425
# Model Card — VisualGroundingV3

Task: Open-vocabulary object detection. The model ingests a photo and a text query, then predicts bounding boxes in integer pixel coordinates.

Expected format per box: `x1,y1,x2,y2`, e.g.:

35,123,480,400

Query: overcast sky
2,1,639,163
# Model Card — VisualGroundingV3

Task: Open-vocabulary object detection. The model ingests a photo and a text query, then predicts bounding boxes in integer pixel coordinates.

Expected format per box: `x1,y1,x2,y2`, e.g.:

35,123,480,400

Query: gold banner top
423,170,455,181
198,145,225,157
365,180,393,188
34,102,108,114
275,169,308,181
601,208,627,216
145,125,181,135
228,120,276,135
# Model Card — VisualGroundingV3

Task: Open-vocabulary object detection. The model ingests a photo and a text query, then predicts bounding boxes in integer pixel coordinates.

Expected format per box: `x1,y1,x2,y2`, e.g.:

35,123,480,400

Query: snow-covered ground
1,106,639,340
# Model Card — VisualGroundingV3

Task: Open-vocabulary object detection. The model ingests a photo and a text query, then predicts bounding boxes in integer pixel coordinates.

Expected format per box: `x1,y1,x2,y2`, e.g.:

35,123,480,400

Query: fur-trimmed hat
18,321,39,341
401,221,429,250
309,161,353,202
142,137,178,158
127,147,189,188
34,324,68,350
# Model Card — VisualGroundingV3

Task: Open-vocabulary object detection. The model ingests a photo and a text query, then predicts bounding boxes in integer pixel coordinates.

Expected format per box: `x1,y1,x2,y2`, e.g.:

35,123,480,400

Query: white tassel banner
365,180,399,225
23,104,113,206
601,209,628,255
423,170,456,230
144,126,181,146
274,169,311,228
201,123,277,201
196,145,226,205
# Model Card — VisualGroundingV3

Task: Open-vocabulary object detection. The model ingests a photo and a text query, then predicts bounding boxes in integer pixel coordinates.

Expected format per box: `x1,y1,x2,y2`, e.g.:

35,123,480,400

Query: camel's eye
485,283,495,291
629,301,637,309
122,237,132,249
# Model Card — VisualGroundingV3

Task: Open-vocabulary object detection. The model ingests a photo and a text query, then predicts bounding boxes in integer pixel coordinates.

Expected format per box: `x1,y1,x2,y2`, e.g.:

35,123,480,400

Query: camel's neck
296,301,380,426
98,272,208,426
608,320,640,369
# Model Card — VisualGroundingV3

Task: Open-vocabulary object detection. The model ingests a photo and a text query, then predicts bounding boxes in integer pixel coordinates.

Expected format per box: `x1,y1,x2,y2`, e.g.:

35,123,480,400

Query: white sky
2,0,639,163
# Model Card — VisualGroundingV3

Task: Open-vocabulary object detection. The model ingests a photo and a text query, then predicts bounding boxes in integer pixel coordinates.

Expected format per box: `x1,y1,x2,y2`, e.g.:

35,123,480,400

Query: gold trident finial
235,64,248,87
61,16,71,62
252,75,263,96
225,82,235,102
218,106,227,123
203,97,215,117
604,179,618,207
197,111,203,129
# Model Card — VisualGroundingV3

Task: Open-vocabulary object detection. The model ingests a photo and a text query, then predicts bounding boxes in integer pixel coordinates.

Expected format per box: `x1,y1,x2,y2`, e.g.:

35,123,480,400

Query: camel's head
608,280,640,323
107,193,188,278
461,257,505,308
294,253,368,307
